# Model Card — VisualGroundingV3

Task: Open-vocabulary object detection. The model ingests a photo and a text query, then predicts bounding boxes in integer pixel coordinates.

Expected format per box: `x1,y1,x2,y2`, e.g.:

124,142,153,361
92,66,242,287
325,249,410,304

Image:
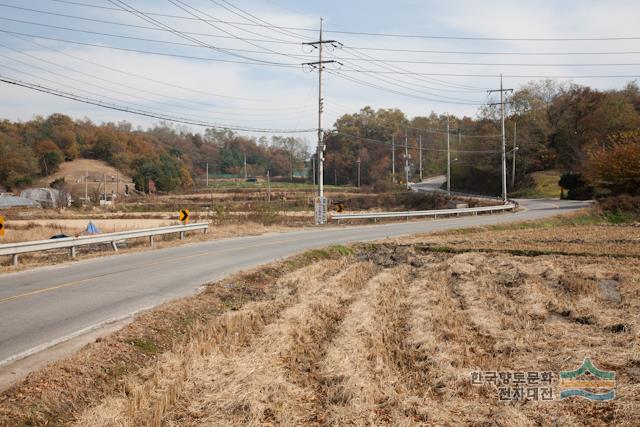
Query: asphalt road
0,198,589,366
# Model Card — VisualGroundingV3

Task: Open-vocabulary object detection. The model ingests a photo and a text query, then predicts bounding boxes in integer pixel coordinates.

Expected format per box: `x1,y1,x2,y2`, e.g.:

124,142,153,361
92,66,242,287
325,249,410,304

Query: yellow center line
0,235,308,305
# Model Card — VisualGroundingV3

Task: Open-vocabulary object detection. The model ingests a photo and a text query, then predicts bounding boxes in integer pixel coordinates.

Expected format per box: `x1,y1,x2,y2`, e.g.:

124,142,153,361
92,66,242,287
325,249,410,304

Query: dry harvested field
1,224,639,426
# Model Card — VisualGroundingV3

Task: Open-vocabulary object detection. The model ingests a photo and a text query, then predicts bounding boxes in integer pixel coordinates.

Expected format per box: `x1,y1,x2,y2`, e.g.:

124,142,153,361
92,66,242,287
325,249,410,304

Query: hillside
35,159,133,198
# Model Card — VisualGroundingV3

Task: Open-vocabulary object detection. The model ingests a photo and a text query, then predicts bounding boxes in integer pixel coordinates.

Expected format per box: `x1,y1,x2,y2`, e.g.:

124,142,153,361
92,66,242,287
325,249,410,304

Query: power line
165,0,307,62
322,30,640,42
405,125,501,138
4,29,637,80
7,16,640,68
9,6,640,57
107,0,303,66
206,0,306,41
332,131,501,153
347,45,640,56
0,17,316,60
0,57,311,125
0,75,316,133
0,31,310,106
0,29,301,68
0,4,302,45
327,71,485,105
47,0,640,42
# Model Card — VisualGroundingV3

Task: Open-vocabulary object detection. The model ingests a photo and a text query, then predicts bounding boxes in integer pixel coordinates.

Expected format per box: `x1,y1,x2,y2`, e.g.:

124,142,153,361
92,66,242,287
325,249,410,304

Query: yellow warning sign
0,215,4,237
179,209,190,224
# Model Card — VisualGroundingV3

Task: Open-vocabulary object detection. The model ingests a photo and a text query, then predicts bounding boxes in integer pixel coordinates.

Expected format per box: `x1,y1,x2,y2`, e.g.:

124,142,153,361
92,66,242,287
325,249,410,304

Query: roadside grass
511,169,562,199
432,207,637,238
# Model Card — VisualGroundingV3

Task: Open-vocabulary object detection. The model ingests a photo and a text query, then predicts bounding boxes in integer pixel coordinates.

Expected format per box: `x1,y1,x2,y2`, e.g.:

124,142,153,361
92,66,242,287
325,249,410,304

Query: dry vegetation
1,223,639,426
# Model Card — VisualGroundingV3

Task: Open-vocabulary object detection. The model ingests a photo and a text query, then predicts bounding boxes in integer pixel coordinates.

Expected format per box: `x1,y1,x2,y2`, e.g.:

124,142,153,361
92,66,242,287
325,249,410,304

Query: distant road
0,198,589,367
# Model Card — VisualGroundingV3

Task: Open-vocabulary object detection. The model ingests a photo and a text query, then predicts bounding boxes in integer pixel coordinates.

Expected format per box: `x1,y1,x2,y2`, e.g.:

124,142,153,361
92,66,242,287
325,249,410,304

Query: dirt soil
1,226,639,426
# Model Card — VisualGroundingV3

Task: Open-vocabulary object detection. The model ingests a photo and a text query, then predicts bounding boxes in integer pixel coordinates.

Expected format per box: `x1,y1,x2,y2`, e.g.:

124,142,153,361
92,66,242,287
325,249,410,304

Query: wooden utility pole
357,157,361,187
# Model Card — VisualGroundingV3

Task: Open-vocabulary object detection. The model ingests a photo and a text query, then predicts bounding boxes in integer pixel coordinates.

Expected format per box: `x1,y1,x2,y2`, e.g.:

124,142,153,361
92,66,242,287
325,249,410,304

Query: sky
0,0,639,144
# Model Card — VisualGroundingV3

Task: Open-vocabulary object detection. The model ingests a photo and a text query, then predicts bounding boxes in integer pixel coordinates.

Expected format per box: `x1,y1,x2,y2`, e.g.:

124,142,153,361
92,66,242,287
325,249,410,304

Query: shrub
586,141,640,196
559,172,593,200
598,194,640,216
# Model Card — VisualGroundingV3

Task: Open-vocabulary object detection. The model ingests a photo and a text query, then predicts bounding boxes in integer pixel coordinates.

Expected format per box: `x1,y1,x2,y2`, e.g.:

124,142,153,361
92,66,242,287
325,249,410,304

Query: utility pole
103,173,107,203
267,169,271,202
446,116,451,194
404,130,410,189
302,17,342,224
511,121,517,189
243,151,247,179
205,162,209,188
392,134,396,183
357,157,361,188
488,74,513,203
85,169,88,202
418,135,423,182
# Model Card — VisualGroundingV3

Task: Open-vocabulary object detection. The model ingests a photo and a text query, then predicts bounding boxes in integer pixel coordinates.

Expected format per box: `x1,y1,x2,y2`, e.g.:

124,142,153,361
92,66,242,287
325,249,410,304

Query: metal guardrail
0,223,209,266
331,204,517,221
410,184,504,202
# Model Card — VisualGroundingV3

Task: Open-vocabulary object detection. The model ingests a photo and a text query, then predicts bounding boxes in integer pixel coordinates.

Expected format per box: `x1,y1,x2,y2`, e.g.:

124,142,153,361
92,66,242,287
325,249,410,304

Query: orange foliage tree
586,133,640,195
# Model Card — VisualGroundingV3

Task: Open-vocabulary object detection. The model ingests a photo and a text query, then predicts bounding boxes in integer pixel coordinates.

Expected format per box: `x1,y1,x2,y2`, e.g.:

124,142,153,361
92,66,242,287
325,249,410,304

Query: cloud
0,0,638,136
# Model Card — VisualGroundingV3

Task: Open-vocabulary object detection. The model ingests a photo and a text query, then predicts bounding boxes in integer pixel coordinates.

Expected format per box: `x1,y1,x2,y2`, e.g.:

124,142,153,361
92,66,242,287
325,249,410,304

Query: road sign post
314,196,327,225
179,209,190,224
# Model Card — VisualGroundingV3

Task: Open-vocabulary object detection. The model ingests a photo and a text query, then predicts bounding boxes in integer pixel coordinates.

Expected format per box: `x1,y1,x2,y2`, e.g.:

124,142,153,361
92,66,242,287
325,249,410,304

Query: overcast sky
1,0,639,143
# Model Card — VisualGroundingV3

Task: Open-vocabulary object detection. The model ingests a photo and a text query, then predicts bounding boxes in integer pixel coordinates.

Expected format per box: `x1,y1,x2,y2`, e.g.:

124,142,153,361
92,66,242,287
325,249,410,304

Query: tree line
322,80,640,198
1,79,638,199
0,114,309,192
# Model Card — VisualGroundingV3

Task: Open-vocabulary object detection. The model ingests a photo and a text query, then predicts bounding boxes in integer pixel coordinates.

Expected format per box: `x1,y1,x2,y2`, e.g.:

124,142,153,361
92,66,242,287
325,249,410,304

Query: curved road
0,198,589,367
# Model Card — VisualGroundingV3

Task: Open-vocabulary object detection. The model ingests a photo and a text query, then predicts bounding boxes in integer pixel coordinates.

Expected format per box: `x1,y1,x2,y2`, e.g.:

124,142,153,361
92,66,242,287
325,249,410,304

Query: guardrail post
111,241,118,252
203,227,208,235
180,231,185,240
149,236,154,247
12,254,18,266
70,246,76,258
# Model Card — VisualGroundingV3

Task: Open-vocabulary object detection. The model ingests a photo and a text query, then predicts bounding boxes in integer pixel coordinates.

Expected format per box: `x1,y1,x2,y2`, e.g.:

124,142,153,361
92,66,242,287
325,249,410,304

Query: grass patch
433,209,615,238
127,337,158,354
300,245,353,263
511,170,562,199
